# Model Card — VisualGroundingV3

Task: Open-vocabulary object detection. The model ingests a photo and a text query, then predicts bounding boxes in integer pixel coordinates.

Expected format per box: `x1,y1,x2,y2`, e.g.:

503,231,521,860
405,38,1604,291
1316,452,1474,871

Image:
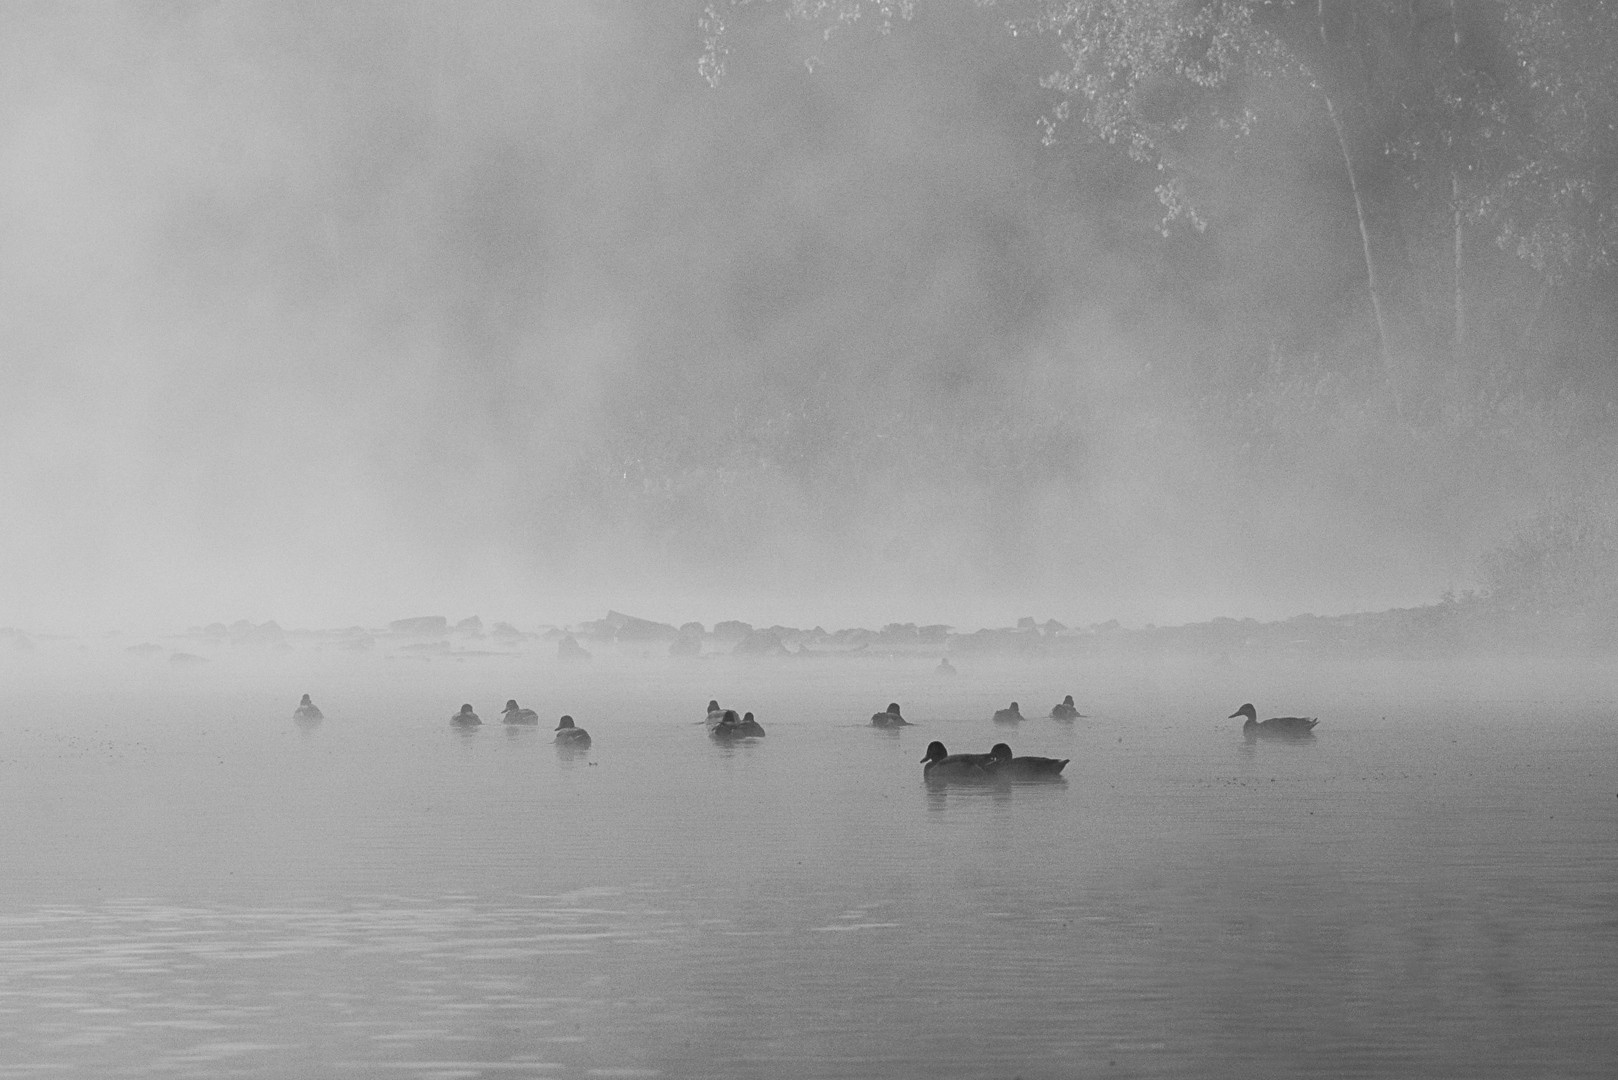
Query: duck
502,699,539,724
919,740,999,781
451,704,481,726
871,702,910,727
736,711,766,737
1050,694,1084,719
987,743,1069,779
992,701,1023,724
554,714,592,747
704,699,725,728
293,694,323,721
1229,703,1318,737
936,657,956,676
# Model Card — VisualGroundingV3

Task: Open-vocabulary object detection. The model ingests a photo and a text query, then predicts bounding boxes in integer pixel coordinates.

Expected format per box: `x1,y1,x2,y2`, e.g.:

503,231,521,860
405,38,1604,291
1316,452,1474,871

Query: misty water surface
2,651,1616,1078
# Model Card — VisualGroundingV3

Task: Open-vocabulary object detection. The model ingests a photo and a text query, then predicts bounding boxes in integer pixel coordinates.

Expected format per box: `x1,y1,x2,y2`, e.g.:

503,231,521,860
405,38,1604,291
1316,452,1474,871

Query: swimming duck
502,699,539,724
936,657,956,676
1050,694,1084,720
987,742,1069,779
736,711,766,737
294,694,323,721
871,702,910,727
555,714,591,747
451,704,481,726
992,702,1023,724
1229,703,1318,737
919,740,999,781
704,700,725,729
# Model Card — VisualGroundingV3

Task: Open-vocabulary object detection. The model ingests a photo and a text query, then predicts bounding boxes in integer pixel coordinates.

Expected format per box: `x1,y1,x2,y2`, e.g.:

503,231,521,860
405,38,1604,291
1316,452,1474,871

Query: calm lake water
2,647,1616,1078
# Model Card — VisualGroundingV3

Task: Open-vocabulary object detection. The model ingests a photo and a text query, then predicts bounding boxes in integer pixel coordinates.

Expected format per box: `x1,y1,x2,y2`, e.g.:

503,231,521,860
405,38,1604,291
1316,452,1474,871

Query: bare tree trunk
1448,1,1465,368
1320,0,1402,416
1452,170,1465,365
1324,90,1401,415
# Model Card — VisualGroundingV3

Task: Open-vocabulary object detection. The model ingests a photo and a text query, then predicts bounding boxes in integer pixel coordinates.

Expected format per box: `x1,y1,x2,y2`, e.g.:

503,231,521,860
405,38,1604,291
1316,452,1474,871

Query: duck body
502,699,540,725
992,702,1023,724
554,714,591,747
920,740,999,782
1050,695,1083,720
871,702,909,727
451,704,481,727
711,709,765,739
988,743,1069,779
1229,703,1318,737
294,694,323,721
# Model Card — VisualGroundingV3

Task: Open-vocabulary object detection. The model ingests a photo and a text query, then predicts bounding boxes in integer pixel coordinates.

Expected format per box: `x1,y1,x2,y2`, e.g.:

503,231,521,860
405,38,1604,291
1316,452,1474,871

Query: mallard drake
871,702,909,727
1229,703,1318,737
451,704,481,726
1050,694,1084,720
920,740,998,781
293,694,323,721
502,699,539,724
992,702,1023,724
555,714,591,747
987,743,1069,779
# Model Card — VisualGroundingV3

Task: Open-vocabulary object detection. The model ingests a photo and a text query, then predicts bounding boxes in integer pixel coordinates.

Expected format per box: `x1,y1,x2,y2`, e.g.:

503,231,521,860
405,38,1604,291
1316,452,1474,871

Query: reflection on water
1,659,1616,1078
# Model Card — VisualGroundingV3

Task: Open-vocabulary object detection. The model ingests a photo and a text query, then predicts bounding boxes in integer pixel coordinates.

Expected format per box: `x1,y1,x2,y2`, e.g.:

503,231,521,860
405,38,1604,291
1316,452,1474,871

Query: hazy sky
0,2,1519,633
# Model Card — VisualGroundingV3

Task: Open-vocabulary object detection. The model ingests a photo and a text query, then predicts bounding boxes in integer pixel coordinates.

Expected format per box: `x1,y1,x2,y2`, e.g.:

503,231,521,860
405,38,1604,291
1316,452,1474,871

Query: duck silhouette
1050,695,1084,720
1229,703,1318,737
936,657,956,676
992,702,1023,724
502,699,539,724
736,711,766,737
293,694,323,721
451,704,481,726
919,740,998,781
555,714,591,747
871,702,909,727
703,700,725,728
987,743,1069,779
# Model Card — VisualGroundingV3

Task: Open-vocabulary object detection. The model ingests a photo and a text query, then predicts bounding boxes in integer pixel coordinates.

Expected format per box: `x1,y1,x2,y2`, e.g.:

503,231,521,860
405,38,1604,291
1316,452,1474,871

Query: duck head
887,702,902,715
1009,702,1020,712
1229,703,1258,722
458,704,475,716
300,694,313,706
1062,695,1074,706
988,743,1014,763
719,709,740,726
742,711,755,723
920,741,950,764
708,699,720,713
555,715,576,730
504,699,520,712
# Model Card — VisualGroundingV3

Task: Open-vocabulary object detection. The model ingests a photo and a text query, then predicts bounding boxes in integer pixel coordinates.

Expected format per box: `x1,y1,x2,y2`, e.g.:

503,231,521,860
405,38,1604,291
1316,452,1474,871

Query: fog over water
7,2,1594,634
6,7,1618,1076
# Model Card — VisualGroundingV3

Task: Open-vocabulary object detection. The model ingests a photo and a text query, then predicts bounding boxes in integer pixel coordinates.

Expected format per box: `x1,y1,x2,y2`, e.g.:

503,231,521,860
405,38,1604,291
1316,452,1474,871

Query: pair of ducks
920,741,1069,781
989,696,1087,724
706,701,766,738
451,702,592,745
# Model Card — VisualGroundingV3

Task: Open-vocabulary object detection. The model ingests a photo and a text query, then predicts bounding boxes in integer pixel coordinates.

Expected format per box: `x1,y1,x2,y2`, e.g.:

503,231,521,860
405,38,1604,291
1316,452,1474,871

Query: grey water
2,652,1617,1079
